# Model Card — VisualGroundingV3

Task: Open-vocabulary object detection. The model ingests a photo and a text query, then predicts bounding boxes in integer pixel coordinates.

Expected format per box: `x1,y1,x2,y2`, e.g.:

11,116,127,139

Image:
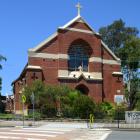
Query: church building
12,4,123,114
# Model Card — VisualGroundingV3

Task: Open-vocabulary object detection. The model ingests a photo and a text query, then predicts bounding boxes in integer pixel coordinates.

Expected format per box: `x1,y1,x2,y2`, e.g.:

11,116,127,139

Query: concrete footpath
0,120,140,130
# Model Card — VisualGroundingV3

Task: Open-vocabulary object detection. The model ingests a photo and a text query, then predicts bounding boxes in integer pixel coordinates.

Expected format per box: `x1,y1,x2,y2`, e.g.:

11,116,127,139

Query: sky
0,0,140,96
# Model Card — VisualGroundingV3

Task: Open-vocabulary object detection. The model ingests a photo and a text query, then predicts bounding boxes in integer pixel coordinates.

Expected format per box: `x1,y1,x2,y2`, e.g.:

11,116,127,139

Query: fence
1,109,140,129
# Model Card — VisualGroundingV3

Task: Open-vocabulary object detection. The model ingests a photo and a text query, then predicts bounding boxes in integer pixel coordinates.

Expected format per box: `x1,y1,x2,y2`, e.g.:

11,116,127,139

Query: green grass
0,113,14,119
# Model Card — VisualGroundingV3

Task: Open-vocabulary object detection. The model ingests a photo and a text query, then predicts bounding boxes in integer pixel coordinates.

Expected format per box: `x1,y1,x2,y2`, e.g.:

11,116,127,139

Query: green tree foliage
23,80,127,119
0,55,6,113
73,95,95,119
99,19,139,56
125,78,140,110
0,54,6,94
23,80,96,118
23,80,46,108
119,36,140,72
95,102,115,119
99,19,140,110
0,54,6,70
0,77,2,94
119,36,140,110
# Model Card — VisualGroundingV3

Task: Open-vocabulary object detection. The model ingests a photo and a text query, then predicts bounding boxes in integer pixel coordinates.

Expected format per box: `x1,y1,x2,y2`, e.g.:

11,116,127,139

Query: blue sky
0,0,140,95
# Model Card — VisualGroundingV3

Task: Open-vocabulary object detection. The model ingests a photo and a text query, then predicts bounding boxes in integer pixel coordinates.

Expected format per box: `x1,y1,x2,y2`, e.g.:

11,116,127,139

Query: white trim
101,41,120,61
26,65,42,70
58,54,69,59
58,70,69,77
112,72,123,75
89,57,102,63
59,15,98,35
28,15,120,63
63,27,95,34
89,57,121,65
28,52,58,59
28,52,121,65
28,52,69,60
58,70,102,80
29,32,58,52
78,19,84,23
103,59,121,65
60,15,81,29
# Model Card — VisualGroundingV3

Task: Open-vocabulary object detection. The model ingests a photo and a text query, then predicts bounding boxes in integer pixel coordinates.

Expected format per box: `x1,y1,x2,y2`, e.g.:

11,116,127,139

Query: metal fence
1,110,140,129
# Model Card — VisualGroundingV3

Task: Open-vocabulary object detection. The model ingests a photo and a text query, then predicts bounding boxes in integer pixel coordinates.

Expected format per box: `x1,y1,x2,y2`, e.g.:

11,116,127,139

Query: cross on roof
76,2,82,16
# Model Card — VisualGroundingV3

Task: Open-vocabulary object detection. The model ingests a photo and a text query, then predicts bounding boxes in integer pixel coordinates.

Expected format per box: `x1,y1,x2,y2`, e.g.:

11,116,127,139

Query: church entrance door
75,84,89,95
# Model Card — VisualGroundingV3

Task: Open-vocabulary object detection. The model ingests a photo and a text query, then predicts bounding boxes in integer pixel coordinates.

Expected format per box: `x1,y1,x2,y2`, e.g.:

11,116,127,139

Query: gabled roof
58,15,99,35
29,32,58,52
12,64,42,85
101,41,120,61
29,15,120,61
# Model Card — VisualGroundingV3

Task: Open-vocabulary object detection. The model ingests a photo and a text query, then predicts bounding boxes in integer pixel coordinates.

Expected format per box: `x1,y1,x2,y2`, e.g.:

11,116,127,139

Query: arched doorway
75,84,89,95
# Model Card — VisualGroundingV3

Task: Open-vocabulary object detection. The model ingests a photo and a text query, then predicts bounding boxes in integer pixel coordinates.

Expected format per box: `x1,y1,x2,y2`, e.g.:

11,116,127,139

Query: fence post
117,106,119,128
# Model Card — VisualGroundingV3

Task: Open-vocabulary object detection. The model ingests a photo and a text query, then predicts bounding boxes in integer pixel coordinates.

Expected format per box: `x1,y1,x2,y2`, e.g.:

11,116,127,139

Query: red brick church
12,4,123,114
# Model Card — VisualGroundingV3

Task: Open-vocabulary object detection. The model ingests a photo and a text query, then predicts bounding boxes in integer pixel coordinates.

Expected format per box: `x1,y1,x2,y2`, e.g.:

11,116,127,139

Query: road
0,122,140,140
106,131,140,140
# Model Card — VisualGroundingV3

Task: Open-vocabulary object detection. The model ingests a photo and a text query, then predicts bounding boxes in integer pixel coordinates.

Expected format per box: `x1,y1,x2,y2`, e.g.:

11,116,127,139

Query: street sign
22,95,26,103
114,95,124,105
30,92,35,104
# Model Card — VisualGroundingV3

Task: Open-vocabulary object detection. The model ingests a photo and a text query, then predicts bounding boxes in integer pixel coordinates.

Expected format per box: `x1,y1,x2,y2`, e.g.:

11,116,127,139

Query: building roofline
101,41,120,61
11,65,42,85
29,32,58,52
28,15,121,61
11,64,28,85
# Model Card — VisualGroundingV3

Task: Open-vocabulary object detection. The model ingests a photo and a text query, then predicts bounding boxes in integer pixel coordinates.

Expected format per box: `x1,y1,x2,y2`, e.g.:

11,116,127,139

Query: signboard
125,111,140,123
22,95,26,103
30,92,35,104
114,95,124,105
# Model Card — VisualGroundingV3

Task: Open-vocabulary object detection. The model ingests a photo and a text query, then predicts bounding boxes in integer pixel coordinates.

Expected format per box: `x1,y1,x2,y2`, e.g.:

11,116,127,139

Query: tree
23,80,46,108
0,77,2,94
125,78,140,110
0,54,6,113
119,36,140,110
99,19,139,56
23,80,96,118
0,54,6,95
73,95,95,119
99,20,140,110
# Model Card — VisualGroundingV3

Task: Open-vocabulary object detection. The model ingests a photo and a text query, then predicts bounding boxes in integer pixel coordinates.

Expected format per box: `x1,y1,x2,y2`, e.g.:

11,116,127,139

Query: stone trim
112,72,123,75
89,57,102,63
64,27,95,34
26,65,42,70
103,59,121,65
58,70,102,80
28,52,121,65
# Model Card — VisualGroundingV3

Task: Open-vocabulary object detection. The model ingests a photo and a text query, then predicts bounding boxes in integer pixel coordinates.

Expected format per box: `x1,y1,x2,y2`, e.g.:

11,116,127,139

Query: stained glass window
68,45,89,71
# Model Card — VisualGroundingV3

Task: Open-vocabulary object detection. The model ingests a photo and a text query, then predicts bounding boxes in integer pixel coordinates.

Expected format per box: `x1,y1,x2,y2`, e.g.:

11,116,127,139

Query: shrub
41,103,57,118
94,102,115,119
73,95,95,119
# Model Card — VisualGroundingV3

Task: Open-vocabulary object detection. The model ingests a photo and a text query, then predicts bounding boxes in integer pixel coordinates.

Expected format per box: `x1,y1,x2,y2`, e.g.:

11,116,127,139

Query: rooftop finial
76,2,82,16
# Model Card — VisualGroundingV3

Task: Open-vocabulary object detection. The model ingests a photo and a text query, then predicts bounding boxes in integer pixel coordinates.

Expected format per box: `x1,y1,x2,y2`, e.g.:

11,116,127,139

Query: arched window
68,39,92,72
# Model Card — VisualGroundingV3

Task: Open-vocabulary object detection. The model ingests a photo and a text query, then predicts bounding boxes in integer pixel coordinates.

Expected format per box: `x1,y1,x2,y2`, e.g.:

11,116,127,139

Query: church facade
12,14,123,114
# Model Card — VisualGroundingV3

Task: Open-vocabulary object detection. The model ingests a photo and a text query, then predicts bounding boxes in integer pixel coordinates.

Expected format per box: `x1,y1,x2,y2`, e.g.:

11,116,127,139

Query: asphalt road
106,131,140,140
